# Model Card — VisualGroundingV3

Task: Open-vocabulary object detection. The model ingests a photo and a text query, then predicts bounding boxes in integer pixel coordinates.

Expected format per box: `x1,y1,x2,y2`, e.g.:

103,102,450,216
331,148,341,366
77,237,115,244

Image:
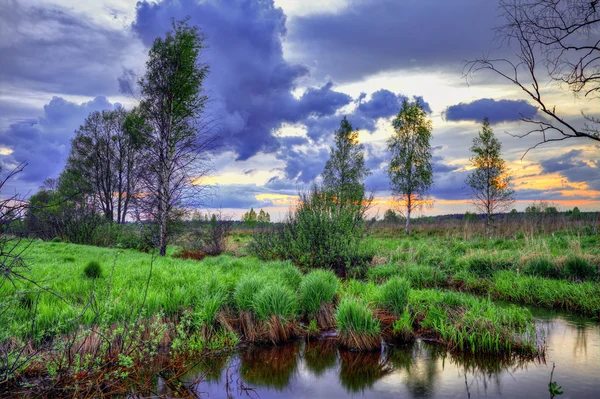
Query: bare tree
67,108,142,223
137,20,218,256
465,0,600,154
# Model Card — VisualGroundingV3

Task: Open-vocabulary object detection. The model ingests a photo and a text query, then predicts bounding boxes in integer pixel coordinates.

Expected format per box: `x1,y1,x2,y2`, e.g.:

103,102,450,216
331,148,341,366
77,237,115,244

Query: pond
155,308,599,399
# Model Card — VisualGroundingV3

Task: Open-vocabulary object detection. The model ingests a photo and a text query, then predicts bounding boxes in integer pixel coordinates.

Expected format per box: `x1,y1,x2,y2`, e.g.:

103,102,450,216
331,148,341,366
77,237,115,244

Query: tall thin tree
322,116,371,209
387,99,433,235
137,20,218,256
465,118,515,235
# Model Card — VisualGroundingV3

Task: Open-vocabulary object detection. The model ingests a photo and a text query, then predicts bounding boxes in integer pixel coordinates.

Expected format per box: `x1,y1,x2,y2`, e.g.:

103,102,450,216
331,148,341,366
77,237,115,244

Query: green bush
563,256,596,281
83,261,103,279
335,297,380,336
378,277,410,315
523,257,558,278
51,237,61,243
248,184,372,277
299,270,339,315
252,285,298,321
234,276,263,311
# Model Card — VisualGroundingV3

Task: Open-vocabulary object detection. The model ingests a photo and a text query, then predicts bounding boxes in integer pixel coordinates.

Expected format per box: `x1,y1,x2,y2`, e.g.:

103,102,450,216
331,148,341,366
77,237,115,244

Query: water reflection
157,314,599,399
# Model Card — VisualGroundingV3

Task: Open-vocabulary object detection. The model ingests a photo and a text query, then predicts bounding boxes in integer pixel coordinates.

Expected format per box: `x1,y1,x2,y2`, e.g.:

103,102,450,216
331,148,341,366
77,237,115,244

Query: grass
335,297,381,351
299,270,338,316
377,276,410,315
6,231,593,363
252,285,298,321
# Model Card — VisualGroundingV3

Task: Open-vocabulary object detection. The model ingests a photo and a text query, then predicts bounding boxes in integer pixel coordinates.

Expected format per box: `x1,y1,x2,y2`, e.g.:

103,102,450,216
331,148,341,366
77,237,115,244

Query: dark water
158,310,599,399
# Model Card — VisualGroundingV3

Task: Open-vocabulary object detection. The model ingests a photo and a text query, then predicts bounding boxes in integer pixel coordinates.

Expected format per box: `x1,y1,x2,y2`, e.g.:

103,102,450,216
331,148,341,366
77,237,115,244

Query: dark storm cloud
133,0,354,161
0,0,134,96
132,0,421,162
356,91,431,121
443,98,538,124
0,96,117,192
288,0,499,82
211,184,275,209
540,150,600,191
264,176,299,192
276,147,330,183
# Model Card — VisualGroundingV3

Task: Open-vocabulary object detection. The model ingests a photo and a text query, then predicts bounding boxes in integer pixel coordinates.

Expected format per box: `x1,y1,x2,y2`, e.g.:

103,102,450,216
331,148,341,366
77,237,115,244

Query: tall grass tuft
299,270,338,328
252,285,298,321
336,297,381,351
299,270,338,315
378,277,410,315
83,260,102,279
523,256,558,278
234,276,263,311
252,285,299,343
563,256,596,281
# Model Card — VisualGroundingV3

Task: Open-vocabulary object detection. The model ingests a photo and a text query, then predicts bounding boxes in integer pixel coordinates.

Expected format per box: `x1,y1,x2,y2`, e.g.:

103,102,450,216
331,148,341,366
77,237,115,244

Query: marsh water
156,308,599,399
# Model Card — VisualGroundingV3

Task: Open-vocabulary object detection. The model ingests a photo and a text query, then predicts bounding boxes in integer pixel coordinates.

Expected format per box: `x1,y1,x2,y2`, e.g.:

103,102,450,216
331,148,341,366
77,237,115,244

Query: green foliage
51,237,62,243
248,183,373,277
378,277,410,315
563,256,596,281
299,270,339,316
252,285,298,321
465,118,514,230
335,297,380,336
387,98,433,234
83,260,103,279
137,19,212,256
383,209,401,223
241,208,258,227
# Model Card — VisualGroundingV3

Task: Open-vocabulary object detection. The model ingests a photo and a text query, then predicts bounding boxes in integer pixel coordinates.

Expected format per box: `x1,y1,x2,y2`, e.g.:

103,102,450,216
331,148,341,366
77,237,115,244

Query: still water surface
158,308,599,399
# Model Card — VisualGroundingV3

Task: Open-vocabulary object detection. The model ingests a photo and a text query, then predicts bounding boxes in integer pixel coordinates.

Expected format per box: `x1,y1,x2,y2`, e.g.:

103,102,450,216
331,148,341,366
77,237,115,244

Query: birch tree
387,99,433,235
138,20,218,256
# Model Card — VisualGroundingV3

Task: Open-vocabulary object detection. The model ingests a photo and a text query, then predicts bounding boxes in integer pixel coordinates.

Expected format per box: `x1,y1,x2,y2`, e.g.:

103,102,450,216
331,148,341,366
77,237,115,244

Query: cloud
133,0,353,161
540,150,600,191
211,184,275,209
443,98,538,124
0,0,138,97
0,96,118,192
287,0,499,82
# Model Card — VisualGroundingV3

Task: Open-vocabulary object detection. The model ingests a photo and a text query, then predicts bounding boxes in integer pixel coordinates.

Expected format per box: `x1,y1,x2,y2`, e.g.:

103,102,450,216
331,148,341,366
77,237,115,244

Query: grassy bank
364,233,600,318
2,240,543,356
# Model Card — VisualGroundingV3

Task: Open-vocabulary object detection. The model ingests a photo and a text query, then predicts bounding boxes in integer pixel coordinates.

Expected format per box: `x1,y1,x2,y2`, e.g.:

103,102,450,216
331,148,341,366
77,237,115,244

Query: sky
1,0,598,220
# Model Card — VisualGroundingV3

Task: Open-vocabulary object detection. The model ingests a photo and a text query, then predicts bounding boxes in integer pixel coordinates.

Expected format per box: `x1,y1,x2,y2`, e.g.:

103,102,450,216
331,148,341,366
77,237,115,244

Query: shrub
252,285,298,321
523,256,558,278
83,261,102,279
248,183,372,277
563,256,596,281
299,270,338,316
335,297,380,351
378,277,410,315
234,277,263,311
51,237,61,243
184,211,233,257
